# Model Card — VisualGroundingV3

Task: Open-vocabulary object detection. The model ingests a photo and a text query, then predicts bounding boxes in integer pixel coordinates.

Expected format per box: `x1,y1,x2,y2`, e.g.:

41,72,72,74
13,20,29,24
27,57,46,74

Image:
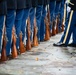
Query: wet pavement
0,32,76,75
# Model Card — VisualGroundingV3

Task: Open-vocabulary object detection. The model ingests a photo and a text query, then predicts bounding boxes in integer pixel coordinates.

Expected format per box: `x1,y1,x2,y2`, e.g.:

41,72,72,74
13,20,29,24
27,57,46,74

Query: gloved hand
65,0,69,4
67,6,71,13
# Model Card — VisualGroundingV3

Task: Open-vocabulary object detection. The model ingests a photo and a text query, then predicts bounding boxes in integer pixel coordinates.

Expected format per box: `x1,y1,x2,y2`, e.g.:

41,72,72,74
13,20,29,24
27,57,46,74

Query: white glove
65,0,69,4
67,6,71,13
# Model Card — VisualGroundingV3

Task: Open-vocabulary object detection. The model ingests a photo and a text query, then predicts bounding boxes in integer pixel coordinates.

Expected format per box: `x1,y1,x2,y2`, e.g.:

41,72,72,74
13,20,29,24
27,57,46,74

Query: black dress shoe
40,40,44,42
17,49,21,55
6,55,13,60
38,40,40,44
53,42,67,47
68,43,76,47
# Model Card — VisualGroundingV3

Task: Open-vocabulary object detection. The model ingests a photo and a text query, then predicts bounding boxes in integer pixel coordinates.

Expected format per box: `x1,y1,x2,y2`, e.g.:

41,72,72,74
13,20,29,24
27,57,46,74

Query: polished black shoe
6,55,13,60
53,42,67,47
38,41,40,44
40,40,44,42
68,43,76,47
17,49,21,55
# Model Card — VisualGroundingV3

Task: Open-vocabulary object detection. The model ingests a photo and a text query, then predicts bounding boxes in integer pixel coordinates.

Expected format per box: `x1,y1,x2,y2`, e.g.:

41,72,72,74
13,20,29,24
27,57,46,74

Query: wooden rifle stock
56,16,60,34
61,4,66,32
19,31,26,53
12,29,18,58
26,18,31,50
33,18,38,46
47,10,51,37
52,20,56,36
1,31,7,61
61,18,64,32
44,17,50,41
47,10,50,24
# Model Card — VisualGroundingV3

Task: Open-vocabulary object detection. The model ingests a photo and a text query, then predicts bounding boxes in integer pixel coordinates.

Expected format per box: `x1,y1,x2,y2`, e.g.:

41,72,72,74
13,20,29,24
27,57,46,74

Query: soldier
15,0,25,50
53,0,76,47
55,0,62,32
68,0,76,47
36,0,44,43
0,0,7,51
29,0,38,43
49,0,56,36
40,0,49,41
59,0,65,32
21,0,32,43
5,0,17,58
65,0,70,19
49,0,56,22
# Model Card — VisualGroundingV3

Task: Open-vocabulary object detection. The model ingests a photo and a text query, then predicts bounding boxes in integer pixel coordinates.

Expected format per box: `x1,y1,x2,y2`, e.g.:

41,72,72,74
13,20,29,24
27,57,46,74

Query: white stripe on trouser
63,10,73,44
63,4,66,25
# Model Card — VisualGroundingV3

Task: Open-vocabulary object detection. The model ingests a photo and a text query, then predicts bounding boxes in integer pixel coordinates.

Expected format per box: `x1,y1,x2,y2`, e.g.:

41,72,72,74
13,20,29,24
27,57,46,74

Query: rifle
61,4,66,32
56,15,60,34
1,30,7,61
44,16,50,41
47,7,51,37
26,18,31,50
61,18,64,32
52,20,56,36
33,18,38,46
19,31,26,53
12,28,18,58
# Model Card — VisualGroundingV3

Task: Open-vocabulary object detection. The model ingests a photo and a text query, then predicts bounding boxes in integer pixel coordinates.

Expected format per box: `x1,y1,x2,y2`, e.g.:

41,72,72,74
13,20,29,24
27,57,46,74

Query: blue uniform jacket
0,0,7,15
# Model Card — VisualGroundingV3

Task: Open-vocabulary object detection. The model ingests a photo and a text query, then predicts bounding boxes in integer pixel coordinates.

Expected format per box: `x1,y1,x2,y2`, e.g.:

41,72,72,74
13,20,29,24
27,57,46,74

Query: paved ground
0,32,76,75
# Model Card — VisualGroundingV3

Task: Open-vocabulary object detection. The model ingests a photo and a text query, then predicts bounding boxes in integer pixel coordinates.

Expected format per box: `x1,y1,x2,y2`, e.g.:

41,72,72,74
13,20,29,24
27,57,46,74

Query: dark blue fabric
7,0,17,9
60,11,76,45
29,7,35,41
15,9,24,49
21,8,29,42
17,0,25,9
0,1,7,15
6,10,15,56
40,6,46,41
36,5,43,41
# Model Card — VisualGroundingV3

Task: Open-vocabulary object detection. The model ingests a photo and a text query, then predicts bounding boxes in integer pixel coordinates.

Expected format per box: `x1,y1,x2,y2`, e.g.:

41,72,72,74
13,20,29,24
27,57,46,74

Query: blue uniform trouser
49,1,56,31
40,6,46,41
6,10,15,56
60,0,64,18
36,5,43,41
59,0,64,31
29,7,35,42
0,15,4,52
49,1,56,22
15,9,24,49
73,26,76,44
21,8,29,42
55,2,61,31
55,2,61,18
72,11,76,44
60,10,76,45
